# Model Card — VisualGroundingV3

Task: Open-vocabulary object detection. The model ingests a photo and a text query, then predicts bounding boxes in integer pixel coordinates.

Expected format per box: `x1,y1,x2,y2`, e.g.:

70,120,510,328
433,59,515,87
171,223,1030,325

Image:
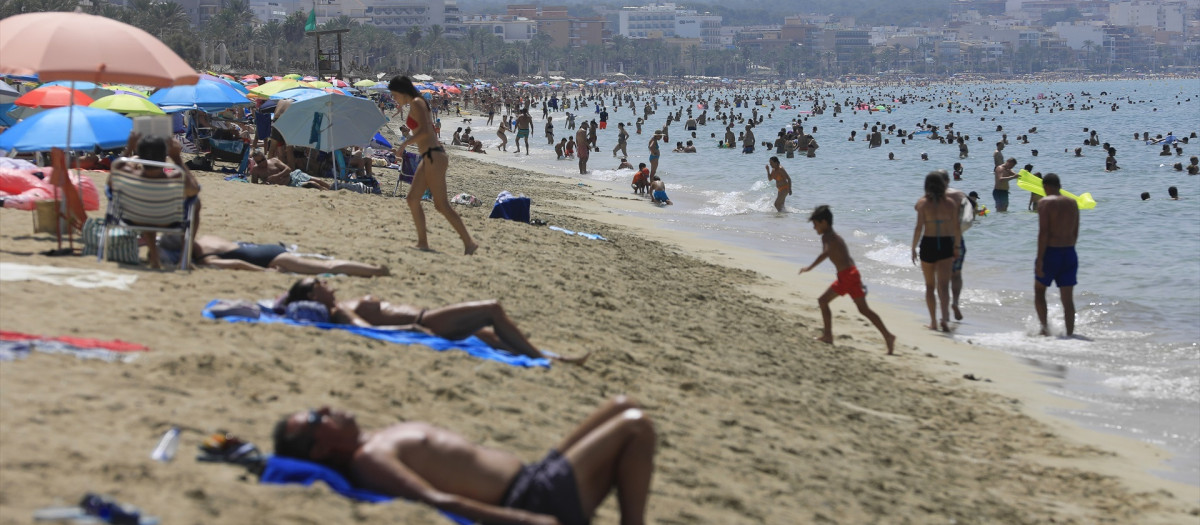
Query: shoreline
0,137,1196,522
448,149,1200,498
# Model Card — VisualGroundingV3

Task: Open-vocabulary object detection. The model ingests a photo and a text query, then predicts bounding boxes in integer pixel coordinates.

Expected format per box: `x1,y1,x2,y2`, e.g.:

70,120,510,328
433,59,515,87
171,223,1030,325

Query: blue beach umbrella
0,105,131,152
269,87,327,102
149,78,251,111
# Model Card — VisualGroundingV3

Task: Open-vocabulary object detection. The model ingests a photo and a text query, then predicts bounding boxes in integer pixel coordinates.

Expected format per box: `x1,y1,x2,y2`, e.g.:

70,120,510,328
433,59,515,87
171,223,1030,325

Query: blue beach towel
260,456,472,525
202,300,551,368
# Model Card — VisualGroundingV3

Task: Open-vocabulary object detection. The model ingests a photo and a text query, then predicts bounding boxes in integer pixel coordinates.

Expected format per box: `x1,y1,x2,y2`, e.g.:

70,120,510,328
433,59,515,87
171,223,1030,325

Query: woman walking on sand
389,76,478,255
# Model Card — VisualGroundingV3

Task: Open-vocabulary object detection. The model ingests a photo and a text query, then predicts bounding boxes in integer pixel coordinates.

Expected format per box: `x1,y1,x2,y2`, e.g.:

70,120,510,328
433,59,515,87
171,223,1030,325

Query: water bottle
150,427,179,462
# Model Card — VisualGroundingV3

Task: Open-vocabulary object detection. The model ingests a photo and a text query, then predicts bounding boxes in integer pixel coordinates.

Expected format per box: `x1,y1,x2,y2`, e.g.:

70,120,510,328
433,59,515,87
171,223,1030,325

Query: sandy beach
1,149,1197,524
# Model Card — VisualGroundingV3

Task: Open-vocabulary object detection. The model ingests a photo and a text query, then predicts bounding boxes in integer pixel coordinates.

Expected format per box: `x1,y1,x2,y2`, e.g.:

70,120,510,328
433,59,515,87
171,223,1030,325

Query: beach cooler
488,191,530,223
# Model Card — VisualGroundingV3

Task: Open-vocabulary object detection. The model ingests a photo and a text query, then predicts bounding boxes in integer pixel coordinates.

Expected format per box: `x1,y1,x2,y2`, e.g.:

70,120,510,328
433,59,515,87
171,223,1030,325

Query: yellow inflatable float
1016,170,1096,210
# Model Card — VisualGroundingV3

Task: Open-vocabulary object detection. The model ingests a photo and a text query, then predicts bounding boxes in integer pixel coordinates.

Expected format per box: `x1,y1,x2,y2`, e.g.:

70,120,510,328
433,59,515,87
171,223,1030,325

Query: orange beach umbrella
14,86,94,108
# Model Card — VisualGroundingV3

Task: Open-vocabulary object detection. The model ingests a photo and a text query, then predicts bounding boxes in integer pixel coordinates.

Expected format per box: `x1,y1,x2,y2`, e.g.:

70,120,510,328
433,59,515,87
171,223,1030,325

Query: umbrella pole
56,82,80,252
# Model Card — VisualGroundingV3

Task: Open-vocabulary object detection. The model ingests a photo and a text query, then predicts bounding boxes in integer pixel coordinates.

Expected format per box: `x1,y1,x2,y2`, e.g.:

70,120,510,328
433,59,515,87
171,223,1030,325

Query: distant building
605,2,723,49
460,14,537,43
505,5,606,48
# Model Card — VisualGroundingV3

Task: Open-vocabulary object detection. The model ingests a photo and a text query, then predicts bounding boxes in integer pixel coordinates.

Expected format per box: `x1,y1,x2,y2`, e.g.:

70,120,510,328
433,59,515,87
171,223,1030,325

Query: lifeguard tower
309,28,350,80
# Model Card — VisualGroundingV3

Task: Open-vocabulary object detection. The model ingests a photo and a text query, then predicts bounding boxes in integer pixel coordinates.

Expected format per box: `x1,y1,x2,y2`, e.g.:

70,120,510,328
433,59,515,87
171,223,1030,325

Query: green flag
304,6,316,32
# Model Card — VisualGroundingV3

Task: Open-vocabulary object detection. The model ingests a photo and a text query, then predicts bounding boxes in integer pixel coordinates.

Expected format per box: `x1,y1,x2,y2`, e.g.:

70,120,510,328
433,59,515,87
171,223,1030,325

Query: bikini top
406,115,419,131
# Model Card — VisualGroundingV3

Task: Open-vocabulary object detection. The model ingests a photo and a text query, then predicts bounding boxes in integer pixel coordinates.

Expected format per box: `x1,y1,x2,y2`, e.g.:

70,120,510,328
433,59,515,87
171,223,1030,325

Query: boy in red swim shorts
798,205,897,355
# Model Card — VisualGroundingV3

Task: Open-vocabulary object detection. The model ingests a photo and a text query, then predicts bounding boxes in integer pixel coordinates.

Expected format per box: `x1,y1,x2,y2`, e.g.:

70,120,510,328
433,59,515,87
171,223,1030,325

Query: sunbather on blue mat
273,396,656,525
282,277,590,365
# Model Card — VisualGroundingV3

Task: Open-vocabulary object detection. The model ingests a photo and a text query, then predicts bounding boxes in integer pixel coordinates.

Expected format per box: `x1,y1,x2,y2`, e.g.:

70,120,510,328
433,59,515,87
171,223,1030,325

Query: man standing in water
1034,173,1080,337
993,158,1018,212
515,108,533,155
576,124,590,174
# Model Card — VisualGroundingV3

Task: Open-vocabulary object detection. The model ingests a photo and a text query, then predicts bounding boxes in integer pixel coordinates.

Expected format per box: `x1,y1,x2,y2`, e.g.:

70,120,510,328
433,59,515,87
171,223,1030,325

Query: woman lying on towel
283,277,589,365
160,234,389,277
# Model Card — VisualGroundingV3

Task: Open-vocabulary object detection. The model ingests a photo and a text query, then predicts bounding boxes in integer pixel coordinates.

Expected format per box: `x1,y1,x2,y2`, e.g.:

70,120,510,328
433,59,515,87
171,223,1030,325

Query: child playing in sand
798,205,896,354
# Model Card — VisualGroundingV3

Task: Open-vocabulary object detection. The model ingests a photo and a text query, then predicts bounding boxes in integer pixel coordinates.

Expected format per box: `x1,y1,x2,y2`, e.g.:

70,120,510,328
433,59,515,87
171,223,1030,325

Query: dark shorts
952,238,966,272
919,236,955,263
1037,246,1078,288
497,450,587,525
992,189,1009,209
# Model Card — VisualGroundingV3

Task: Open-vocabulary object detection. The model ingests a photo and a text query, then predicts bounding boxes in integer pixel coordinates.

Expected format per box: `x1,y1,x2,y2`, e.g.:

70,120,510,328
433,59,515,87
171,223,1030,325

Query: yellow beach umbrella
89,93,164,116
248,79,312,98
308,81,332,88
103,84,150,97
353,79,376,88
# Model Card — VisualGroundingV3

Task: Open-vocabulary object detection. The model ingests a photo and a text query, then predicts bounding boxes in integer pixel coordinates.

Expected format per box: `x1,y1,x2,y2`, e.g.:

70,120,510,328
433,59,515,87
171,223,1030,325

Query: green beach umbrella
89,93,165,116
283,73,302,80
353,79,376,88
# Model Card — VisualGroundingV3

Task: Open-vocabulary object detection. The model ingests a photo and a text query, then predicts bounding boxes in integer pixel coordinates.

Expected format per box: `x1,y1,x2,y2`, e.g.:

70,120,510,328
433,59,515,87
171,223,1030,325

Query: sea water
449,78,1200,484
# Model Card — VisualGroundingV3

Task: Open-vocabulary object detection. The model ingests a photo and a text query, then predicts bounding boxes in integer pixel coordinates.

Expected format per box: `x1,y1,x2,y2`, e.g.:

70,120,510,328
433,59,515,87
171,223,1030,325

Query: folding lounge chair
391,151,419,197
101,159,197,270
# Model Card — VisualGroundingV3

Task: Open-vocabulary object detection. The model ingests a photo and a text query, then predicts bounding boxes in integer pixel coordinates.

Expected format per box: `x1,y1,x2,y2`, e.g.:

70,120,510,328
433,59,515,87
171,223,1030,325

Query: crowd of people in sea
3,67,1197,524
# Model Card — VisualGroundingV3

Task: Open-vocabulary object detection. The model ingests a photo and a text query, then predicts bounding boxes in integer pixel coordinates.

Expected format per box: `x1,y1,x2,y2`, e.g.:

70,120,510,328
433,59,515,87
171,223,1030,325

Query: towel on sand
260,456,471,524
202,300,551,368
0,330,149,362
0,262,138,290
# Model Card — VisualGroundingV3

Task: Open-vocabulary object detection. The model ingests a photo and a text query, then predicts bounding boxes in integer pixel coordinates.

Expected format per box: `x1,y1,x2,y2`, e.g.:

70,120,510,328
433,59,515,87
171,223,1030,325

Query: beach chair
390,151,419,196
101,159,197,270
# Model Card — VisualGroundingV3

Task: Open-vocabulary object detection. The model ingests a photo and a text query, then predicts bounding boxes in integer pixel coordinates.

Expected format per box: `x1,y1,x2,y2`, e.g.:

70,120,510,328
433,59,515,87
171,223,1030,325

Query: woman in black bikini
388,76,479,255
166,234,389,277
911,171,961,332
283,278,589,365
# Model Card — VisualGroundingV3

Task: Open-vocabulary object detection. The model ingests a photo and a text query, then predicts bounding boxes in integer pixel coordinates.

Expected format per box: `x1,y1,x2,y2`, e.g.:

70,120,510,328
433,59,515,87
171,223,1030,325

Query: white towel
0,262,138,290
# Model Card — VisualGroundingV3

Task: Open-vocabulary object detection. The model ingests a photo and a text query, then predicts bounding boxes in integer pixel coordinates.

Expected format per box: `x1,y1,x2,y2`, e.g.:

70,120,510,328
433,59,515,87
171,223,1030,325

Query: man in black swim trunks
274,396,656,525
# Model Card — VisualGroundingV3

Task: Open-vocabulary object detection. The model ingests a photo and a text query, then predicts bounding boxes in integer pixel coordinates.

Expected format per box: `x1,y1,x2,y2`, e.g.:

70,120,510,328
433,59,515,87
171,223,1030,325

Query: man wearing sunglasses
274,396,655,525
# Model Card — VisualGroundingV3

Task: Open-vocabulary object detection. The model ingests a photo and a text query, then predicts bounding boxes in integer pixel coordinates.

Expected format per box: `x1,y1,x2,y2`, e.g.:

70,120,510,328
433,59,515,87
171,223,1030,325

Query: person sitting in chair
280,277,589,365
273,395,654,525
110,132,201,269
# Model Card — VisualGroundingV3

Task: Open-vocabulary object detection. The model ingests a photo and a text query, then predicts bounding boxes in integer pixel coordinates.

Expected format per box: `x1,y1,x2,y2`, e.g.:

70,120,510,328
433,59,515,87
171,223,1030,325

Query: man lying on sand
159,234,389,277
282,278,589,364
274,396,655,525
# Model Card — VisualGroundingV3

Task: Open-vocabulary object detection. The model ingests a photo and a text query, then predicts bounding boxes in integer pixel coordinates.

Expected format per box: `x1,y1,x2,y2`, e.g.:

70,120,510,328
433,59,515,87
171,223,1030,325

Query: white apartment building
1052,20,1107,49
1108,1,1188,33
614,2,723,49
459,14,537,43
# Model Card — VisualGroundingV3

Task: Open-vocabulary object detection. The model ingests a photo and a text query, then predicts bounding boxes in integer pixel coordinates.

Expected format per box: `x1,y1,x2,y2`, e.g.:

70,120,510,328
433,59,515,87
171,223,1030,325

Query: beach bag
451,193,482,207
81,218,140,265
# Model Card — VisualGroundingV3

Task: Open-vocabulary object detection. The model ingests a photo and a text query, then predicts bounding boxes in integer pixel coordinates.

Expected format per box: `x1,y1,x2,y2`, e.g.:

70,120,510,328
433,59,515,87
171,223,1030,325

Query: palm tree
256,20,286,70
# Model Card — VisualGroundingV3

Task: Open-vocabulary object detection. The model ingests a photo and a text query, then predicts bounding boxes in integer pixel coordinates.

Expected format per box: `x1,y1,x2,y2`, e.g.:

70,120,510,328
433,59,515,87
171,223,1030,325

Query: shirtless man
1034,173,1080,337
992,158,1018,212
798,205,896,354
273,395,654,525
282,277,588,365
515,108,533,155
249,151,290,184
575,124,589,174
765,156,792,212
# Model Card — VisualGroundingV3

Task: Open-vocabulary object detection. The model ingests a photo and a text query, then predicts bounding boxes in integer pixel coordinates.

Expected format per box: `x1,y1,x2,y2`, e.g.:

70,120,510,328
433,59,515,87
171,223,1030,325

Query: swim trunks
648,154,659,162
495,449,587,525
653,189,669,202
742,145,755,154
919,236,955,263
831,266,867,299
992,189,1009,209
517,129,530,139
952,238,967,273
1036,246,1077,288
218,242,287,268
599,121,607,129
578,148,589,160
289,170,312,187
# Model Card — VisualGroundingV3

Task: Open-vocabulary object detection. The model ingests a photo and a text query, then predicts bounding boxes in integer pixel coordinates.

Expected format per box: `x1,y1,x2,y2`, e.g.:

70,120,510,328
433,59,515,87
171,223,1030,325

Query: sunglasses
290,409,323,454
